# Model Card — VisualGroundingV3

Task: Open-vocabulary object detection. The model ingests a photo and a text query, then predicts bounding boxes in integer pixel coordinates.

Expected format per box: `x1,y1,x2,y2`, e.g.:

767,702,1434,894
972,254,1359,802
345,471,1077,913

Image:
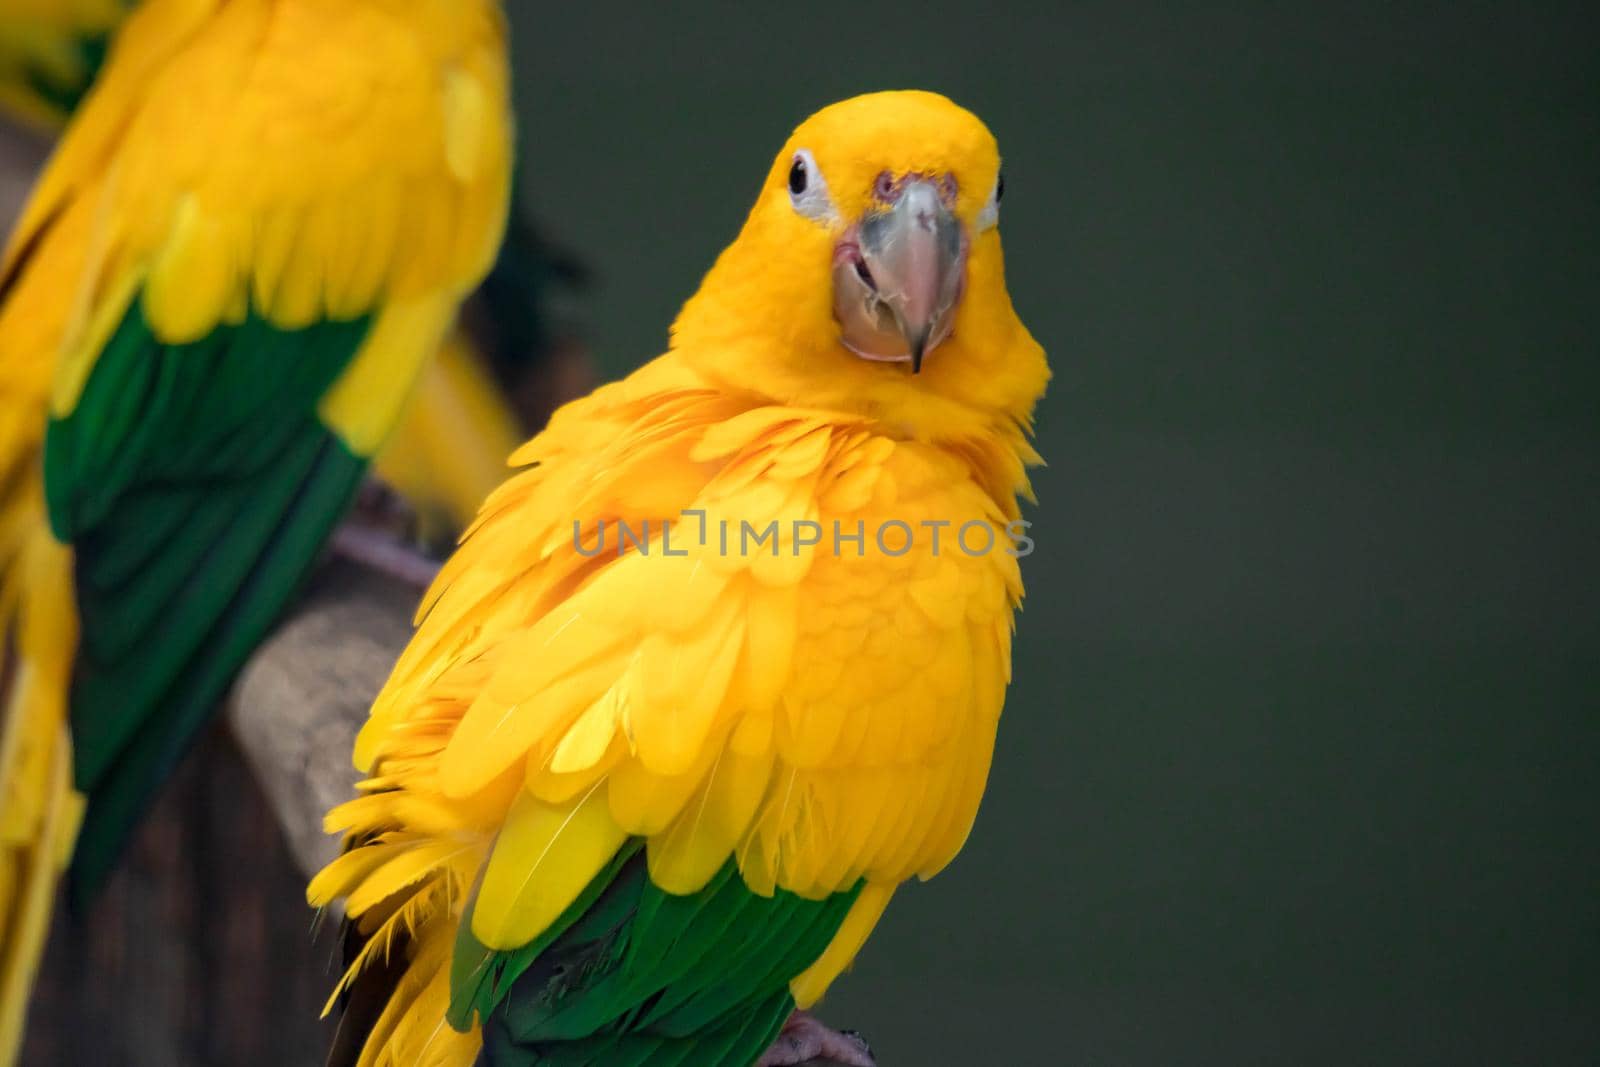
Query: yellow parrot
0,0,511,1061
0,0,534,548
311,90,1048,1067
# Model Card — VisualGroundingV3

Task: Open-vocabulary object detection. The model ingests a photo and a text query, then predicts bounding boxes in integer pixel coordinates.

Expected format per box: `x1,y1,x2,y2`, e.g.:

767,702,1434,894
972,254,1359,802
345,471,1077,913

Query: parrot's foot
756,1011,875,1067
329,524,441,589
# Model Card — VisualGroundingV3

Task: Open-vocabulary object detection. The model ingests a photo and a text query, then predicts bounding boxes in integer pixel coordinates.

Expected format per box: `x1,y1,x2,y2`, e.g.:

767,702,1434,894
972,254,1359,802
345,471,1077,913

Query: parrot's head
672,90,1048,437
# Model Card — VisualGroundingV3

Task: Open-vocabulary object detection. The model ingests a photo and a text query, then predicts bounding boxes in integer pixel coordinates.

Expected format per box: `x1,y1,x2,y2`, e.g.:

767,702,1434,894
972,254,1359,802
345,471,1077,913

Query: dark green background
508,4,1597,1063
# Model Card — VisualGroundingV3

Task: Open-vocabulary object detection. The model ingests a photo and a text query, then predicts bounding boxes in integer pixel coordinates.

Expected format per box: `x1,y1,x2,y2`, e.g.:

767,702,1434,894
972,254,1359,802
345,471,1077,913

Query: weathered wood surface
226,562,418,881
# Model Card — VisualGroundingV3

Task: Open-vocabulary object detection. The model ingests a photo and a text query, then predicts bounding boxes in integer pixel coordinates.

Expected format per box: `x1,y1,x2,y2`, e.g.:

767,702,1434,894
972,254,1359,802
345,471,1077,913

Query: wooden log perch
225,557,417,879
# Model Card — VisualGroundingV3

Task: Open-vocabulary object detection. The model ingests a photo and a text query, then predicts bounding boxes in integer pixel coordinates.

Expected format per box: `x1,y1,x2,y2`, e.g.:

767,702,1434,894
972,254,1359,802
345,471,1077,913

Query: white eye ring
787,148,838,224
977,168,1002,232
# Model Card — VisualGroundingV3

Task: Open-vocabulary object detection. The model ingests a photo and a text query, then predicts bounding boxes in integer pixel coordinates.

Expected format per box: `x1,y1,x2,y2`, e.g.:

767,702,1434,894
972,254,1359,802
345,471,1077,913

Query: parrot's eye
787,148,837,224
977,167,1003,232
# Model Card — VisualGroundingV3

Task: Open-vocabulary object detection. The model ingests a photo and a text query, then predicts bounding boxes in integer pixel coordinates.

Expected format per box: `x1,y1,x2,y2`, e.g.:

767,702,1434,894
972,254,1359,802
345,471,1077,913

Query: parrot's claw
756,1011,876,1067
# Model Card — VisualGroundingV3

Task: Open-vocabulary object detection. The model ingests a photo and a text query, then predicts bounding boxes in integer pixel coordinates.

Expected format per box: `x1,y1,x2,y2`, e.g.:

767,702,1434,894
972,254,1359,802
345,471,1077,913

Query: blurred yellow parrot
312,90,1048,1067
0,0,539,548
0,1,512,1061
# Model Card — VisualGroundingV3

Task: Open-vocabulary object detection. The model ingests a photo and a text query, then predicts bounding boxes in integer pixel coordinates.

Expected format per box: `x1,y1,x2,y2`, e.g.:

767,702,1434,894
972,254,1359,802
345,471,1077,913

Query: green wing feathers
45,299,372,900
452,851,860,1067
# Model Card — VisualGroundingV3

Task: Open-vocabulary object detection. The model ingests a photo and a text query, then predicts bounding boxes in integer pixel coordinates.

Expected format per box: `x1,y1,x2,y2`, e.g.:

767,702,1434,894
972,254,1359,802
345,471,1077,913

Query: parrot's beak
832,179,964,372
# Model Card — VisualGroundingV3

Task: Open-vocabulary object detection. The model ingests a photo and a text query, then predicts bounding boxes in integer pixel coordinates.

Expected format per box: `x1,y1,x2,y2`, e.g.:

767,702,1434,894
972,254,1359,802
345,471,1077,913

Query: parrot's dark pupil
789,159,808,195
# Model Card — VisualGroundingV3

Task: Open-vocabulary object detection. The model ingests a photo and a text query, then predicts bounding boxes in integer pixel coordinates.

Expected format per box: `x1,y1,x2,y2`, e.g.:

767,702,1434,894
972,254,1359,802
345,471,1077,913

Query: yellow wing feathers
340,354,1023,1000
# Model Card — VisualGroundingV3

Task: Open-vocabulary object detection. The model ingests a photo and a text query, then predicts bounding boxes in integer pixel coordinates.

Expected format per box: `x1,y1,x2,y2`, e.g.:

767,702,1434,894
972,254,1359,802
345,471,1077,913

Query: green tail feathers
45,301,372,903
452,851,861,1067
